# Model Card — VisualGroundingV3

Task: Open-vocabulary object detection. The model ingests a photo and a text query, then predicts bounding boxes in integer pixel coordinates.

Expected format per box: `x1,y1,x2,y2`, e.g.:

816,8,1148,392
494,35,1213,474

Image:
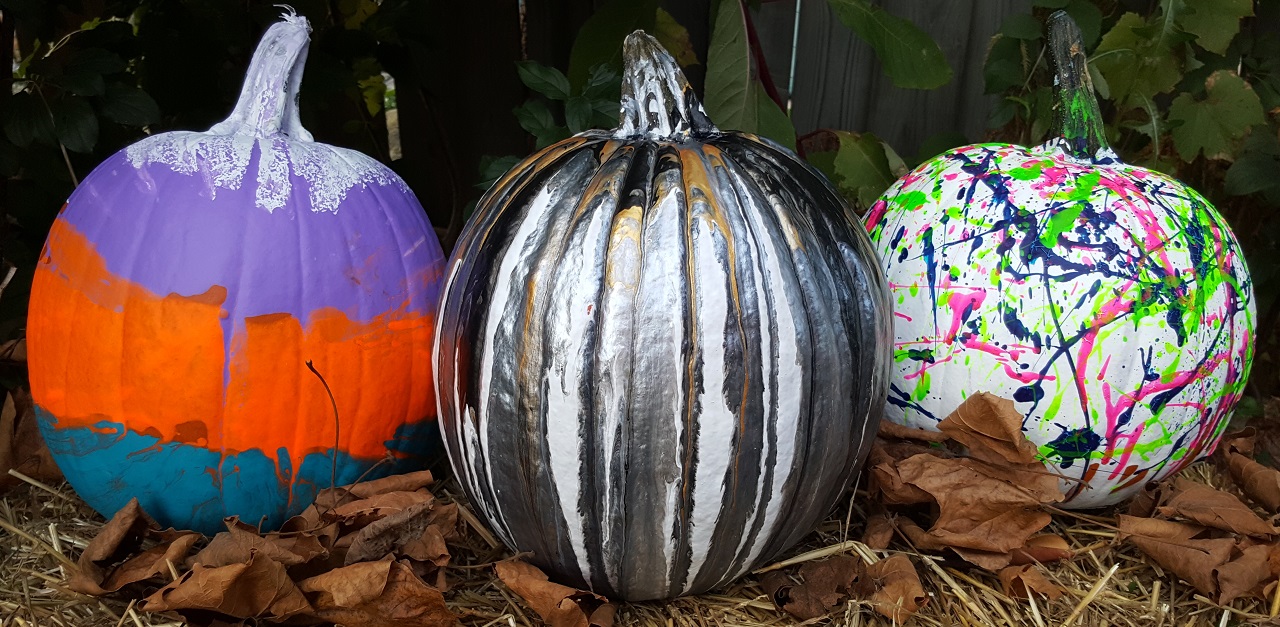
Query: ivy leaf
1000,14,1043,41
826,0,952,89
564,96,592,134
655,8,699,66
1168,70,1265,162
516,61,571,101
52,96,98,153
1093,12,1183,107
1179,0,1251,56
704,0,796,150
567,0,658,89
99,84,160,126
803,130,899,210
476,154,523,191
1225,130,1280,196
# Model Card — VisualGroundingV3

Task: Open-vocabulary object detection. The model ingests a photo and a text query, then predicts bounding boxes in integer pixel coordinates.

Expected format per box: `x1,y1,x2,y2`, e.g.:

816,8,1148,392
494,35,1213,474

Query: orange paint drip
29,218,436,470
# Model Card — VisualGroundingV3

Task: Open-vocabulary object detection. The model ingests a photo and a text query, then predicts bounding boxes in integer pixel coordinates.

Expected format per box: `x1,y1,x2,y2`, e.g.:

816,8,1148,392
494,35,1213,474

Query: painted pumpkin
433,31,892,601
28,12,446,534
865,12,1255,508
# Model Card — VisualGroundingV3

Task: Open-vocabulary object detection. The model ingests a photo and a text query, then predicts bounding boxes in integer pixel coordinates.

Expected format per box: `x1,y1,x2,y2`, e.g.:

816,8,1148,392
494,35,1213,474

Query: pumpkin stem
615,30,717,139
1048,11,1109,160
210,8,313,140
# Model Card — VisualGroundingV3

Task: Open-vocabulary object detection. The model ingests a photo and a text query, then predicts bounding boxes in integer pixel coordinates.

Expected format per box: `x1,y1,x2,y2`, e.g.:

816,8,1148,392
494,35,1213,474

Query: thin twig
305,360,341,494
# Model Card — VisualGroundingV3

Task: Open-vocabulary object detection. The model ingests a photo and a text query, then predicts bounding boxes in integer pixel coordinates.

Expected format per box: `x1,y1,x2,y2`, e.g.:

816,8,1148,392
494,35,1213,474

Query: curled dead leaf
298,556,458,627
860,509,895,550
1118,515,1235,597
0,388,61,492
142,552,313,621
760,555,862,620
937,392,1039,465
1011,534,1074,565
70,498,163,595
1157,479,1276,538
998,564,1064,600
1227,452,1280,513
495,558,614,627
853,554,926,623
1217,543,1274,605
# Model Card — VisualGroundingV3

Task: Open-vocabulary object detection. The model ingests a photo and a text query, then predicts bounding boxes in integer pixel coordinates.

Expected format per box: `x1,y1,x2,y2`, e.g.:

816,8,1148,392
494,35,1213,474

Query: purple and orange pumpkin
27,12,446,533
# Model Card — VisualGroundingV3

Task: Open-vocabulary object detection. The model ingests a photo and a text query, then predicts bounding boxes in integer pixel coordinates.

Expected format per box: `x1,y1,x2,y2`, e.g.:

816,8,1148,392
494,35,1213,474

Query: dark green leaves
1168,70,1265,161
99,85,161,127
516,62,572,101
704,0,796,149
803,131,905,211
825,0,952,89
1093,12,1184,107
52,97,98,154
1180,0,1252,55
513,100,569,149
567,0,659,89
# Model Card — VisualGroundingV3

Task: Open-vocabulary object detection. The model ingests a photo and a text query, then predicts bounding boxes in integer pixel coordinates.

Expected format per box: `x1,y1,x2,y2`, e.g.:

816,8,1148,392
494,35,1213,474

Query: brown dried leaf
142,552,313,620
312,470,437,511
70,498,158,595
1126,481,1166,518
936,392,1039,465
193,521,328,569
101,532,201,592
896,454,1055,555
0,388,61,492
762,555,862,619
298,556,458,627
878,420,948,442
1157,479,1276,538
345,500,453,566
1228,452,1280,512
861,509,895,550
853,554,926,623
1118,514,1235,596
1010,534,1074,565
867,440,935,505
495,559,614,627
999,564,1065,600
331,490,435,525
1217,543,1274,604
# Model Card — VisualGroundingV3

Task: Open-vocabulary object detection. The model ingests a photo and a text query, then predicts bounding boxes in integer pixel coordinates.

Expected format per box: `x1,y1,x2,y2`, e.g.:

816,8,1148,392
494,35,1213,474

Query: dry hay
2,462,1275,627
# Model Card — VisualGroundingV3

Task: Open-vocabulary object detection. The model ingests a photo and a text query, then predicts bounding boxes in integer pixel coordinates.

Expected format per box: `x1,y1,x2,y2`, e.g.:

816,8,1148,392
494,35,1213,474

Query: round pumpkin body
865,15,1254,508
27,14,446,534
433,33,892,601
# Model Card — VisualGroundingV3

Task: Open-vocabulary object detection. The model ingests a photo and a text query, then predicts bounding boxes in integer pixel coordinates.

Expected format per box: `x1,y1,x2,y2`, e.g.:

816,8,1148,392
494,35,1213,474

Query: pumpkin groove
434,32,891,600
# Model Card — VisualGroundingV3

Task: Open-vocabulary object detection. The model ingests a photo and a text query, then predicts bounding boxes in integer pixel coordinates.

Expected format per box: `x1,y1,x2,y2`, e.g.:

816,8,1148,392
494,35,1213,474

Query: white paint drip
683,210,735,592
126,131,408,214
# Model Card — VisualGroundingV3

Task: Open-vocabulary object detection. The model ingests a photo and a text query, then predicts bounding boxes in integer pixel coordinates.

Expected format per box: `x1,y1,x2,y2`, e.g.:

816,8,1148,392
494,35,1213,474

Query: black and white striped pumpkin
433,31,892,601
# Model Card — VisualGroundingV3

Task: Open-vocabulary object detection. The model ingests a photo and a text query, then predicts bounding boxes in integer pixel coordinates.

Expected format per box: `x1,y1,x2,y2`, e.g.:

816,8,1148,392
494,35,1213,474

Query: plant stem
1048,11,1110,160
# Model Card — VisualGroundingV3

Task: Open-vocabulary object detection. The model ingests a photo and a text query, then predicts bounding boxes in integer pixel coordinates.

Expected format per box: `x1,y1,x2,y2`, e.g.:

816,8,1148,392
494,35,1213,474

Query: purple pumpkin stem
1048,11,1111,161
210,9,312,139
616,30,717,139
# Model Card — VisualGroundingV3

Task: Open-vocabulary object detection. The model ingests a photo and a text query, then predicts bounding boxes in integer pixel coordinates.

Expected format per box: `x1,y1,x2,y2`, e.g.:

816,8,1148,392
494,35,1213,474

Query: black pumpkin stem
1048,11,1110,160
616,30,718,139
211,8,312,139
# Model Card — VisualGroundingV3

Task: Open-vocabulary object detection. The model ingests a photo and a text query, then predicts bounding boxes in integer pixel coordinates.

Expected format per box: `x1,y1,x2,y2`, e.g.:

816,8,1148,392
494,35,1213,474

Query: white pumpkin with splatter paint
865,13,1255,508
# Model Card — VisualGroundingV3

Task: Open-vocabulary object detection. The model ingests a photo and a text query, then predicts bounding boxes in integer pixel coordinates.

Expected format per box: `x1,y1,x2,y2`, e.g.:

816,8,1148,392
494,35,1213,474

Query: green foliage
704,0,795,149
567,0,659,89
1168,70,1265,162
825,0,952,90
803,131,906,211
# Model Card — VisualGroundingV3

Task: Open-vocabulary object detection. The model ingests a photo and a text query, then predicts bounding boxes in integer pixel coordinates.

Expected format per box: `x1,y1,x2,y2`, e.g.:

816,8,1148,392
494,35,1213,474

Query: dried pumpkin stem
615,30,717,139
1048,11,1110,161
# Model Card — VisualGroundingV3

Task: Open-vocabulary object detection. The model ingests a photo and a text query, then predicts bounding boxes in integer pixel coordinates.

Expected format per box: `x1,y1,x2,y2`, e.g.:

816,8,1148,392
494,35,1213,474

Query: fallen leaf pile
70,471,462,626
1114,427,1280,605
760,553,927,623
